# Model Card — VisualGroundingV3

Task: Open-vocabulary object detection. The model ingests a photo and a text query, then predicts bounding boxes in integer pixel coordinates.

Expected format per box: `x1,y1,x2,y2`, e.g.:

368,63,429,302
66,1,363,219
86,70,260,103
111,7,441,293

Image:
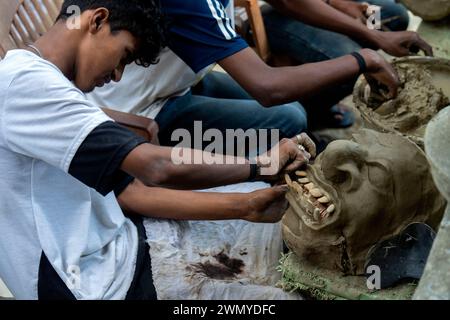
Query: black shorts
38,216,157,300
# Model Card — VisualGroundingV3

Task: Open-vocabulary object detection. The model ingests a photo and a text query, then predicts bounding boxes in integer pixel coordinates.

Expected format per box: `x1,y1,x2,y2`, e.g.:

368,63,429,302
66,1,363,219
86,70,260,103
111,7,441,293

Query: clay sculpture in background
354,57,450,148
282,129,446,276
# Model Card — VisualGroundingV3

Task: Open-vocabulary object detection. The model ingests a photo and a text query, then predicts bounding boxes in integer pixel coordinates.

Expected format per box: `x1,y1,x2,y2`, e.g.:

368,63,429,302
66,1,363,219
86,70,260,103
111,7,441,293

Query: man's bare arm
121,144,252,190
219,47,398,107
265,0,433,56
120,137,313,190
118,179,289,223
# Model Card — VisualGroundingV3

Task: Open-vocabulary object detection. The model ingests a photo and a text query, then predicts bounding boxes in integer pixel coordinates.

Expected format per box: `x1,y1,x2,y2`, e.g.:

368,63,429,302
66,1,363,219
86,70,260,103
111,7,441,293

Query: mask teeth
296,170,308,177
290,171,336,222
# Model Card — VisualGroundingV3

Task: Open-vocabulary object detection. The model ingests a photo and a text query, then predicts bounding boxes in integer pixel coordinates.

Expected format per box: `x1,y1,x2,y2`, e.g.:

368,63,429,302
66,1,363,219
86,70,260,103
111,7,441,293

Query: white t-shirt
0,50,138,300
86,48,213,119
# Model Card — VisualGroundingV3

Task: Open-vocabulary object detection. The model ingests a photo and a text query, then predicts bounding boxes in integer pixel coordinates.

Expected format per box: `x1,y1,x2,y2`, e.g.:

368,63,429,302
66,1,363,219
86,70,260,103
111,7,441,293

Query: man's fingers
360,2,370,9
359,14,367,25
294,133,317,158
359,3,369,21
367,75,397,100
284,152,309,172
271,185,289,197
249,187,289,223
384,76,399,99
266,186,289,214
302,135,317,158
382,64,400,98
280,140,310,173
401,33,434,57
270,187,289,213
414,37,434,57
365,61,400,100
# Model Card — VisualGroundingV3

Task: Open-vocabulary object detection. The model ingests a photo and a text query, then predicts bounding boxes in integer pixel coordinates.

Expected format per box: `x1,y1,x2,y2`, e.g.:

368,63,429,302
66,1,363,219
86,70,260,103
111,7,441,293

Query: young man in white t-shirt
0,0,315,300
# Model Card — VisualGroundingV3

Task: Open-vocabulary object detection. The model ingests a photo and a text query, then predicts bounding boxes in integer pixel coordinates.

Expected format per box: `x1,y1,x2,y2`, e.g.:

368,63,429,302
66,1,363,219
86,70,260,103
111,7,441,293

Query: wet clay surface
355,58,450,148
282,129,446,275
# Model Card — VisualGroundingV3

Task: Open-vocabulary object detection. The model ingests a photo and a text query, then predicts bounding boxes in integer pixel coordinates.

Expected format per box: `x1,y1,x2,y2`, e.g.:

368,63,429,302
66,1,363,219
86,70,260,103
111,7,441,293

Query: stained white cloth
144,182,301,300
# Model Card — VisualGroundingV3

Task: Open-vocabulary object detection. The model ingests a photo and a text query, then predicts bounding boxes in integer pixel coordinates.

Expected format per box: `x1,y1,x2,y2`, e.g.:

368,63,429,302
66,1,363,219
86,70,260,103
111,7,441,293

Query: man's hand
328,1,433,57
373,31,434,57
359,48,400,99
295,132,317,159
242,185,289,223
118,179,289,223
329,0,369,23
257,133,317,179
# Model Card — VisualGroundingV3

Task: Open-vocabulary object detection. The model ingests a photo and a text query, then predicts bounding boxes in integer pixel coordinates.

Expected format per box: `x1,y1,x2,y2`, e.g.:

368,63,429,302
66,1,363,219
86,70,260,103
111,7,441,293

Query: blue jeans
263,0,410,110
155,72,307,153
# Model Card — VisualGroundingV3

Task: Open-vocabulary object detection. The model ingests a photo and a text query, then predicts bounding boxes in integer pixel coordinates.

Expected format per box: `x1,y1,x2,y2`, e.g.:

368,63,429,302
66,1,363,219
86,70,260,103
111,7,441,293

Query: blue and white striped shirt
163,0,248,73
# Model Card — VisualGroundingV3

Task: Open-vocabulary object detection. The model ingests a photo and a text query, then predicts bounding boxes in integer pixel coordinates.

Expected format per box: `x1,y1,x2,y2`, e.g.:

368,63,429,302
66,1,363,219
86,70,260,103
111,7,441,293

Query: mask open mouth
285,165,340,230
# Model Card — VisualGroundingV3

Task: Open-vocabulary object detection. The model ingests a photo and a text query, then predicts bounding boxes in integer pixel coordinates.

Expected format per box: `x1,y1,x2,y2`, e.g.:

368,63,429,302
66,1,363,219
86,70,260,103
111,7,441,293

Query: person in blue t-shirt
88,0,427,153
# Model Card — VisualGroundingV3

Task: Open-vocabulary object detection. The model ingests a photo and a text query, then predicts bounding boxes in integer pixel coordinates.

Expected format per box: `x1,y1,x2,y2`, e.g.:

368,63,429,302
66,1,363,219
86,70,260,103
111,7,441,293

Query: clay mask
398,0,450,21
282,129,446,275
354,57,450,148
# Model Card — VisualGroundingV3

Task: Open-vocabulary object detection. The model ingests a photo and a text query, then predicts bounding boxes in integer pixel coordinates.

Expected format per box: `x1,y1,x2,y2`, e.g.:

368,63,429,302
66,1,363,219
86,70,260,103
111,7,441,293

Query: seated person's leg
263,7,363,64
261,1,408,128
262,8,360,128
356,0,410,31
155,93,307,155
262,1,409,63
192,71,253,100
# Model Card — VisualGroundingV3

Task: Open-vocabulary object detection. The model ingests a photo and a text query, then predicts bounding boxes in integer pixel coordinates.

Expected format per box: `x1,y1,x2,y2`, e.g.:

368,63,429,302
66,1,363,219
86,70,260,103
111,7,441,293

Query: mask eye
333,162,363,192
323,163,347,184
320,140,367,191
367,162,392,191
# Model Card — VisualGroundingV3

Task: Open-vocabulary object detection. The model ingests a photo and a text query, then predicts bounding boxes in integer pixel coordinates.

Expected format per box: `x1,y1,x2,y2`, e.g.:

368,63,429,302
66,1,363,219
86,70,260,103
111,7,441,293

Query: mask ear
321,141,367,191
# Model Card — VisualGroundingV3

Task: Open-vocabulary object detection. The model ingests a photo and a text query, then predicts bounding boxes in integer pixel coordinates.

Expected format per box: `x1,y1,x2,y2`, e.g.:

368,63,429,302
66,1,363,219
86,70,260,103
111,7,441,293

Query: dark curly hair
58,0,168,67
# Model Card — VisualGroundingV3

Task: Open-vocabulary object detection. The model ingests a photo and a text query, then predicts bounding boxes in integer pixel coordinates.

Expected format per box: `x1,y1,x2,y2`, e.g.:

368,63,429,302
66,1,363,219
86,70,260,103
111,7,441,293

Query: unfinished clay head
354,57,450,148
282,129,446,275
398,0,450,21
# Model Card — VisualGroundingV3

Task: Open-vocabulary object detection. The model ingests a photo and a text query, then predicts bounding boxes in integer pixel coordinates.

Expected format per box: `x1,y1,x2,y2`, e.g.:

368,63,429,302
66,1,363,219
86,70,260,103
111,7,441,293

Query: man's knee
384,5,409,31
307,31,362,60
